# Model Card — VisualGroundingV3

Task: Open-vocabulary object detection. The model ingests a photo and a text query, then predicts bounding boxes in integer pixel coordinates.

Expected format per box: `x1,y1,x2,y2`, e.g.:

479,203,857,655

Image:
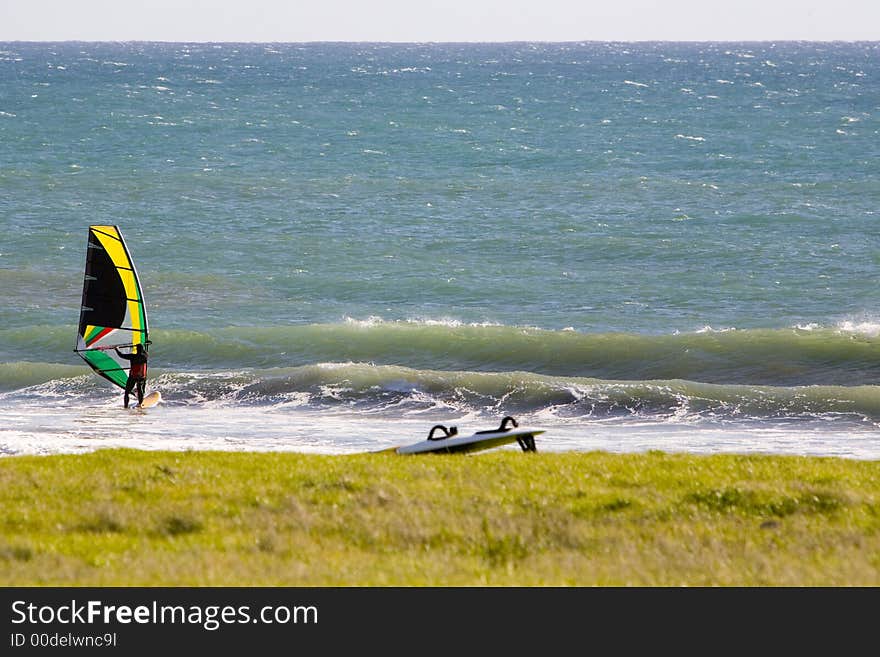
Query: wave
4,360,880,426
5,320,880,387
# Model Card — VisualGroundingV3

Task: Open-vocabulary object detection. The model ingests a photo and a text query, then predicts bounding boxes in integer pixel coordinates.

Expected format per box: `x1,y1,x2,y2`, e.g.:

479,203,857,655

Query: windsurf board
382,427,544,455
136,390,162,409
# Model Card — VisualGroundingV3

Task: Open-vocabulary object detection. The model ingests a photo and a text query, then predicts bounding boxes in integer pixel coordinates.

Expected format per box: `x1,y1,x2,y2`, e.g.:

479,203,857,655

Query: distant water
1,41,879,458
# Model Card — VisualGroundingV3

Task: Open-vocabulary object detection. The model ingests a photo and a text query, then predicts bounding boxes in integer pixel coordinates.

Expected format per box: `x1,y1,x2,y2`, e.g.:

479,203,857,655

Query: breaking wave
4,319,880,387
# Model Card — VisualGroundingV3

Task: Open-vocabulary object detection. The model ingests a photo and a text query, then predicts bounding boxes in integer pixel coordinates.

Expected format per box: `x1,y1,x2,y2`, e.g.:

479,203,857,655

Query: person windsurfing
115,344,148,408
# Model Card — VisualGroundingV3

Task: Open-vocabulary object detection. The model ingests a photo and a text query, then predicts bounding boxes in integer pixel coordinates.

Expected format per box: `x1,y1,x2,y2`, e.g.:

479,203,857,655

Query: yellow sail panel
94,228,133,271
128,302,143,334
119,268,138,296
118,269,144,332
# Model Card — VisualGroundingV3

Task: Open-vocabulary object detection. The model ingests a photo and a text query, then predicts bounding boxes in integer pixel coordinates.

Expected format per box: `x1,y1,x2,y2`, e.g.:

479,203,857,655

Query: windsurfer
115,344,148,408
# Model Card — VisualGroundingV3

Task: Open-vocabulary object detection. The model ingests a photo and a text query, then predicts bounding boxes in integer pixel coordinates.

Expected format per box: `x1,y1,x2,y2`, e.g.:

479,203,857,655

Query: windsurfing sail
74,225,150,388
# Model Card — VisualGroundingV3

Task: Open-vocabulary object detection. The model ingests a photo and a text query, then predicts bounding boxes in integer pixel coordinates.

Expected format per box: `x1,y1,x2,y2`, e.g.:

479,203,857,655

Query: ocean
1,41,879,458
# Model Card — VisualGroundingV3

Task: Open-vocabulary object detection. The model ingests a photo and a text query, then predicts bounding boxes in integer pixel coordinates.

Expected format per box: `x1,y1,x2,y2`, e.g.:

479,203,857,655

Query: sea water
1,41,879,457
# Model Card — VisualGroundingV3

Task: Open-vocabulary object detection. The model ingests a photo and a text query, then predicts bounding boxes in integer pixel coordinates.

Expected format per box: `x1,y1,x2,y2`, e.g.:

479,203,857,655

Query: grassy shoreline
1,448,878,586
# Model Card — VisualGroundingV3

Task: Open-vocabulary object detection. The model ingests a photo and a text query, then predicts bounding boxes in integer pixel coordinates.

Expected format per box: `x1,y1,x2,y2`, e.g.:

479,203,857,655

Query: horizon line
1,38,878,44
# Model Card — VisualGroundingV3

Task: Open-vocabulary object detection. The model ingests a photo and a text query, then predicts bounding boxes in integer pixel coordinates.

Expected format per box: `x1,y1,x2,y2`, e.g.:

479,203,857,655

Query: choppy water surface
1,42,878,457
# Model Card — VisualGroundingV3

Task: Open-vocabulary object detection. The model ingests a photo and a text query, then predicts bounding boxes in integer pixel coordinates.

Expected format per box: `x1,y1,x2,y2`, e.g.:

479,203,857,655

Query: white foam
694,325,737,334
837,320,880,338
2,396,879,460
343,315,386,327
343,316,504,329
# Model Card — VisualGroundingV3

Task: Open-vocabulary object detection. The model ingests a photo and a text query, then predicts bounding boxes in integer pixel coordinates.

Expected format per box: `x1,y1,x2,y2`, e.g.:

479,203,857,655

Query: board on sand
379,416,544,455
136,390,162,409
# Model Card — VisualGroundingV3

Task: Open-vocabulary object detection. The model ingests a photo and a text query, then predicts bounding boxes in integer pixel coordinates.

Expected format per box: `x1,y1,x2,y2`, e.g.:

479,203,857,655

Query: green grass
1,448,878,585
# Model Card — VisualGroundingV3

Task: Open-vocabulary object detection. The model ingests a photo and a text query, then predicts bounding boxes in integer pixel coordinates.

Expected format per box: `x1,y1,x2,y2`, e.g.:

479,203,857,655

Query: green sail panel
74,225,149,390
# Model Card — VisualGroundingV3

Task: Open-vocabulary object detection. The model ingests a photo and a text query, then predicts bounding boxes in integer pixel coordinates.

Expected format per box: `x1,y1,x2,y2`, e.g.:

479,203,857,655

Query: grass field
1,448,878,586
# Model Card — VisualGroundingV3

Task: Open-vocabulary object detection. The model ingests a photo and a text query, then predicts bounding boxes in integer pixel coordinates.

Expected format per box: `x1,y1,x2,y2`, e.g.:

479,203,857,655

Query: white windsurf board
136,390,162,409
384,427,544,455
